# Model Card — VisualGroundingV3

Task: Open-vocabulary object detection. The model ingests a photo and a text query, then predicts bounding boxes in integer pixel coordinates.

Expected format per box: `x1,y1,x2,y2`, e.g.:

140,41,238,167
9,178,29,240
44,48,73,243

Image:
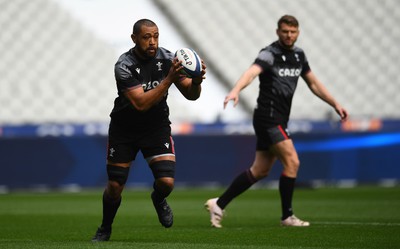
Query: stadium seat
154,0,400,120
1,0,399,125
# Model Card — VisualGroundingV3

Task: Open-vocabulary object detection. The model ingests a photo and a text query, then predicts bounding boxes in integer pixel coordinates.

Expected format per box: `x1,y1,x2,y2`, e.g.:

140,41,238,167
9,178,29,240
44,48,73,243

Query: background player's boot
204,198,224,228
151,192,173,228
91,226,111,242
281,215,310,227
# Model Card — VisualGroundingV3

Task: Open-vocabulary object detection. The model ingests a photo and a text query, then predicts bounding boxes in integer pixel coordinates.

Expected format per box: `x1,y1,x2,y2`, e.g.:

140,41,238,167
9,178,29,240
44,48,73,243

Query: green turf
0,187,399,249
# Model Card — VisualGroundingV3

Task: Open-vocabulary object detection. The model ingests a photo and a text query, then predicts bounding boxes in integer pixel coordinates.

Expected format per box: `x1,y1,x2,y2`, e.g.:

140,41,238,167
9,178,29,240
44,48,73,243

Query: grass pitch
0,186,399,249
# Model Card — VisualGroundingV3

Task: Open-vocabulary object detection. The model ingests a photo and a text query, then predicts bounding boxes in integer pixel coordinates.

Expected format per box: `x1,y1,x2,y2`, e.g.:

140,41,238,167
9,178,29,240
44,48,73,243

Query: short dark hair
132,19,157,35
277,15,299,29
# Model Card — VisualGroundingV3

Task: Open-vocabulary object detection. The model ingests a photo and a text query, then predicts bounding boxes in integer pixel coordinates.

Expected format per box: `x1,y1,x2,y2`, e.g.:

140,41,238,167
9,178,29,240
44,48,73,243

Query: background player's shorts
107,121,175,163
253,111,291,150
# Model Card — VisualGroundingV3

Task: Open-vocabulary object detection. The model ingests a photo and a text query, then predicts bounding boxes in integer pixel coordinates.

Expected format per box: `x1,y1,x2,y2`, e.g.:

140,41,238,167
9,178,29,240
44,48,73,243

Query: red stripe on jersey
170,136,175,154
278,125,289,140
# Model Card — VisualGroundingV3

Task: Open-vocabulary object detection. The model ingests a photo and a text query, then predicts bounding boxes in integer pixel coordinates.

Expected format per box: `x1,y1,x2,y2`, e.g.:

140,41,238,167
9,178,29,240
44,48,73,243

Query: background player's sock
279,174,295,220
217,169,258,209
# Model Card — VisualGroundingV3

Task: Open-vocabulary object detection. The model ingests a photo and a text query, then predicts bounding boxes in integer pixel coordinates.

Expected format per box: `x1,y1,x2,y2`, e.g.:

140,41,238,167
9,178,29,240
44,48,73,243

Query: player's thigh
250,150,277,178
141,125,176,163
253,122,299,175
140,126,177,182
107,122,140,166
271,139,299,168
106,142,137,167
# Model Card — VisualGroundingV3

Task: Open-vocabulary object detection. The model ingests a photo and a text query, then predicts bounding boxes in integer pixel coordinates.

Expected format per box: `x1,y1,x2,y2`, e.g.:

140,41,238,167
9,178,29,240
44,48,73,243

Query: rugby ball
175,48,202,78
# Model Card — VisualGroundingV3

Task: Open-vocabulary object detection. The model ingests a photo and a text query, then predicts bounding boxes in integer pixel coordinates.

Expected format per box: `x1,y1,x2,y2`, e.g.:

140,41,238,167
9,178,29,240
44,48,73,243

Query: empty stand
154,0,400,120
1,0,399,125
0,0,118,124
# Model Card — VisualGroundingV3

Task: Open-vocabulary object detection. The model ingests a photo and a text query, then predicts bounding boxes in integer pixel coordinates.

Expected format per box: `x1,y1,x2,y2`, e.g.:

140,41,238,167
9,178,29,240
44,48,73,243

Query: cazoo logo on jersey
142,80,160,91
278,68,301,77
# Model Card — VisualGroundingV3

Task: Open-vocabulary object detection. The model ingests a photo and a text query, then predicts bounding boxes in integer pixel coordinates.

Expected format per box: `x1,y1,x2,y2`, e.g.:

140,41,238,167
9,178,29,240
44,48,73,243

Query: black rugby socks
217,169,258,209
151,182,171,203
279,174,296,220
101,191,121,231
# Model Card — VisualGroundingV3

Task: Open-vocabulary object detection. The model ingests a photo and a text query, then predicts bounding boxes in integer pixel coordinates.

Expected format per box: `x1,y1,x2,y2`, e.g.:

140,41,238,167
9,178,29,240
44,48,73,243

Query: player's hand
335,105,349,122
192,60,207,86
223,92,239,109
166,58,184,84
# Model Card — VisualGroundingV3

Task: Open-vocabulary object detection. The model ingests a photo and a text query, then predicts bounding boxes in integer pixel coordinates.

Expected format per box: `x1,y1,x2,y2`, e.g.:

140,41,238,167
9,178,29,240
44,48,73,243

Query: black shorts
107,121,175,163
253,110,291,150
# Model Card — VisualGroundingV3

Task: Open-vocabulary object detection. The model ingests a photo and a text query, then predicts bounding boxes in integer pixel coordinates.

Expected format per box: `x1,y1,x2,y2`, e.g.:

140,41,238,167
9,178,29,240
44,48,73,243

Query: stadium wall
1,121,399,190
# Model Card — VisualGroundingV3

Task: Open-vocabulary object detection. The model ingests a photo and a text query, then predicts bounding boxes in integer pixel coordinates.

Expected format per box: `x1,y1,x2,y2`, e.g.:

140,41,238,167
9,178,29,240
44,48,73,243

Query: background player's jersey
110,47,173,128
254,41,311,125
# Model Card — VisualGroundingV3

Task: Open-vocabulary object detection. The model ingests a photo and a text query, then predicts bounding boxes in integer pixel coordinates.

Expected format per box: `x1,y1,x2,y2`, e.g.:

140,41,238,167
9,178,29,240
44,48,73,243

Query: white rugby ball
175,48,202,78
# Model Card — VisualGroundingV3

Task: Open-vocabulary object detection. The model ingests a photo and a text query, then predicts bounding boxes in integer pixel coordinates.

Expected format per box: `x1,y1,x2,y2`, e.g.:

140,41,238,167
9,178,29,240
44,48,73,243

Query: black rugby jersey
110,47,174,128
254,41,311,124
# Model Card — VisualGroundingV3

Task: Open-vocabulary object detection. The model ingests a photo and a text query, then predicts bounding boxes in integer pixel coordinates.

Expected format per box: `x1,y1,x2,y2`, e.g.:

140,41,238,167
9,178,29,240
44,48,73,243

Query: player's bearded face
133,25,159,59
277,24,299,49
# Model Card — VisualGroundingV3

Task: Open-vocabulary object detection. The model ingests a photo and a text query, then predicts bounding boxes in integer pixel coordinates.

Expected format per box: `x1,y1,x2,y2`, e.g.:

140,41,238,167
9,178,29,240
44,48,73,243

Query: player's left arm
303,71,349,121
174,60,206,100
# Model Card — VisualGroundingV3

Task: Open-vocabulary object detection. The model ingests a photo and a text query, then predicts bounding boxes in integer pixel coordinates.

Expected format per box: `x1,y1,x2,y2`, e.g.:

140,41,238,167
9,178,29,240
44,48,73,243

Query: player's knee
284,155,300,169
150,160,175,179
250,163,271,179
255,170,269,179
156,177,175,192
291,158,300,171
105,183,123,199
107,164,130,186
283,159,300,177
151,161,175,195
250,167,266,179
107,180,124,194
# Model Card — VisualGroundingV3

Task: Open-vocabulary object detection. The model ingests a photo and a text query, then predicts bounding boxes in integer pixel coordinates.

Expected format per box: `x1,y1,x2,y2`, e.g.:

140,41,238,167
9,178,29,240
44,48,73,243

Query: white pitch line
313,221,400,226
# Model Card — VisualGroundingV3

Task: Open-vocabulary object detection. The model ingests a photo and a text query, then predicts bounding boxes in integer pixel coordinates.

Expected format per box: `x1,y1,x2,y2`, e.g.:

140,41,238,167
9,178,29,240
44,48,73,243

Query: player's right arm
223,64,262,109
123,59,183,112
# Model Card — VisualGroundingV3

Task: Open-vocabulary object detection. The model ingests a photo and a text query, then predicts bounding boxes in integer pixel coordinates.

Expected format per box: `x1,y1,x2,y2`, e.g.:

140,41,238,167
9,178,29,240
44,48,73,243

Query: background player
92,19,206,241
205,15,348,228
